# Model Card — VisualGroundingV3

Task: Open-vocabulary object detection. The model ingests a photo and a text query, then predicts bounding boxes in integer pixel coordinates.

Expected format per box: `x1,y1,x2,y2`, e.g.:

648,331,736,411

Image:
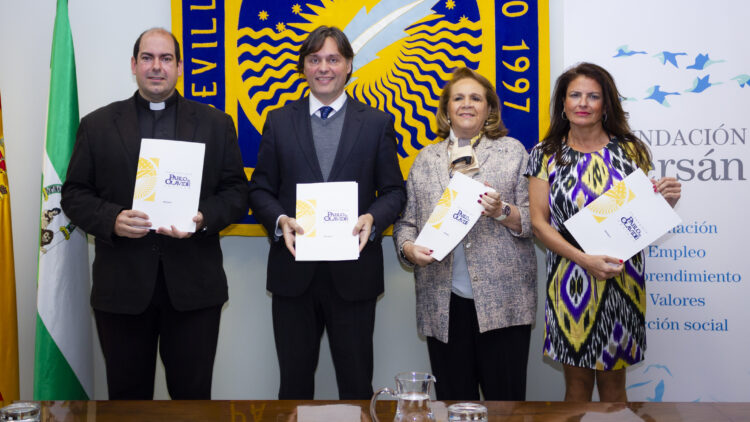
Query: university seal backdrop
172,0,549,236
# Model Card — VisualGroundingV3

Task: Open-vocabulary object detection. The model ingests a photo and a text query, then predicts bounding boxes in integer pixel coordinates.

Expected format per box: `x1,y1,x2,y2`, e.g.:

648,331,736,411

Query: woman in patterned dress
526,63,681,401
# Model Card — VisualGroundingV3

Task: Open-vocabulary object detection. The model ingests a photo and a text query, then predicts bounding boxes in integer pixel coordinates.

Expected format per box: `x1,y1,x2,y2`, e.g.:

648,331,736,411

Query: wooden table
31,400,750,421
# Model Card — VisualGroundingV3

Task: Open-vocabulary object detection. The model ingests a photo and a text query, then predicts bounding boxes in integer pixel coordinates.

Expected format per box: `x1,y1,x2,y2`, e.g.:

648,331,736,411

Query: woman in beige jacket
393,67,537,401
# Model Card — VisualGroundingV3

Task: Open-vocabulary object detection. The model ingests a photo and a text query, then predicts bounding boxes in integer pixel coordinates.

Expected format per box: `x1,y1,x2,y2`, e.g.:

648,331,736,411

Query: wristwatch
494,201,511,221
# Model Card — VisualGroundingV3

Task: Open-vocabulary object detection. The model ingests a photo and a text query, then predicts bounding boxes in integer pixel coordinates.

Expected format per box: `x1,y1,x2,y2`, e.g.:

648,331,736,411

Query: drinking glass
0,402,40,422
447,403,487,422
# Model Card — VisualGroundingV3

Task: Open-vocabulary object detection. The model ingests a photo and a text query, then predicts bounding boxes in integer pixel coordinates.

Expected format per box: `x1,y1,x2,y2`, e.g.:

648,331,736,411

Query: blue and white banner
173,0,549,236
564,0,749,402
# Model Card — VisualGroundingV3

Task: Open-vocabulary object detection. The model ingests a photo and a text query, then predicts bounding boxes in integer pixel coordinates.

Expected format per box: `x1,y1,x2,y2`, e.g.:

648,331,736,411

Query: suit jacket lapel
293,97,324,181
176,95,198,141
328,96,362,181
113,96,141,189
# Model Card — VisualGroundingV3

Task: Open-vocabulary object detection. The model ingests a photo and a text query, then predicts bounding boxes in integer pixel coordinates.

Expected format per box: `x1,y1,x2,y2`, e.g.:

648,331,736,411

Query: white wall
0,1,564,400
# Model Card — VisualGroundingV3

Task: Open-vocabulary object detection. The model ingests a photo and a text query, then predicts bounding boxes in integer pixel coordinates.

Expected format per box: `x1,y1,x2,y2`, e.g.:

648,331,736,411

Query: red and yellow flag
0,92,20,404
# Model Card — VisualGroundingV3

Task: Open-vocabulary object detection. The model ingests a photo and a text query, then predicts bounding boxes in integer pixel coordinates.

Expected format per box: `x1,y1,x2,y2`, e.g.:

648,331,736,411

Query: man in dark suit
248,26,405,399
61,28,248,399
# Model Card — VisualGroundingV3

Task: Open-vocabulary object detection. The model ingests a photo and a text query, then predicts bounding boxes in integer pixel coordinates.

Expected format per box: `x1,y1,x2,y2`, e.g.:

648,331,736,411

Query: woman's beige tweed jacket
393,135,537,343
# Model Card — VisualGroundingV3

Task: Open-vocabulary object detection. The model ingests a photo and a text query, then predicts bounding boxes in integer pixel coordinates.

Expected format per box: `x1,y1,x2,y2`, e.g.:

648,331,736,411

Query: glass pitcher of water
370,371,436,422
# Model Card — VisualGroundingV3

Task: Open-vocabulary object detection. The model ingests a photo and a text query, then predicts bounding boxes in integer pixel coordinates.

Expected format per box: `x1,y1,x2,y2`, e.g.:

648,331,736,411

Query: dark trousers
272,263,376,399
94,264,222,399
426,293,531,401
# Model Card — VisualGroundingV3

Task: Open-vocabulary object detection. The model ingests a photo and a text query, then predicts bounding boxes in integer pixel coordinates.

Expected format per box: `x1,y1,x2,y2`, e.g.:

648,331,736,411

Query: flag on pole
34,0,93,400
0,93,20,404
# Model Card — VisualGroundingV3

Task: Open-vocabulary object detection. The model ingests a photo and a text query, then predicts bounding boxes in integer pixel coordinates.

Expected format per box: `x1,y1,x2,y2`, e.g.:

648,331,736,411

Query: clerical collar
135,91,178,111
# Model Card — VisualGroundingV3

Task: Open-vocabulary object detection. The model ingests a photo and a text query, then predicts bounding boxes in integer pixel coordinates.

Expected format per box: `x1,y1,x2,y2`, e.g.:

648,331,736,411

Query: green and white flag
34,0,93,400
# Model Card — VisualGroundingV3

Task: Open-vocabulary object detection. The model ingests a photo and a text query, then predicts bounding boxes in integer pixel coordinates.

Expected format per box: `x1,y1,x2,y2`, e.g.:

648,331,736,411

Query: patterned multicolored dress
525,138,650,370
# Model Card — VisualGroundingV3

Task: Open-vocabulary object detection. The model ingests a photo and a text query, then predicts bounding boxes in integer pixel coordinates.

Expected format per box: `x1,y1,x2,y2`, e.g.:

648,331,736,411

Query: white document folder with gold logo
295,181,359,261
414,172,494,261
132,138,205,233
564,169,681,261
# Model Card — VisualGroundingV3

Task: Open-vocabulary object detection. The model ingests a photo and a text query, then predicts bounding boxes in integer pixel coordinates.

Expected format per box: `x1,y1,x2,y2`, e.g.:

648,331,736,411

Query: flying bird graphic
654,51,687,68
685,75,721,93
627,380,652,389
644,364,673,377
613,45,646,57
731,74,750,87
686,53,725,70
645,85,680,106
647,380,665,402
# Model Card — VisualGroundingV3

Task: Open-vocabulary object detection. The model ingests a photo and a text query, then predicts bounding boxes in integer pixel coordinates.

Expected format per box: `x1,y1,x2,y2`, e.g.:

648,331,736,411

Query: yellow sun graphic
588,180,635,223
134,157,159,201
235,0,488,177
427,188,458,230
296,199,317,237
258,10,268,21
446,0,456,10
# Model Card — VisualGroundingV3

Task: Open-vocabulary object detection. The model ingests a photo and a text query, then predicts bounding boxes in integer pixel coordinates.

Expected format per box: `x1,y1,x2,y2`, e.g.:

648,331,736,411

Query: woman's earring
561,110,568,121
447,117,451,125
603,112,608,123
